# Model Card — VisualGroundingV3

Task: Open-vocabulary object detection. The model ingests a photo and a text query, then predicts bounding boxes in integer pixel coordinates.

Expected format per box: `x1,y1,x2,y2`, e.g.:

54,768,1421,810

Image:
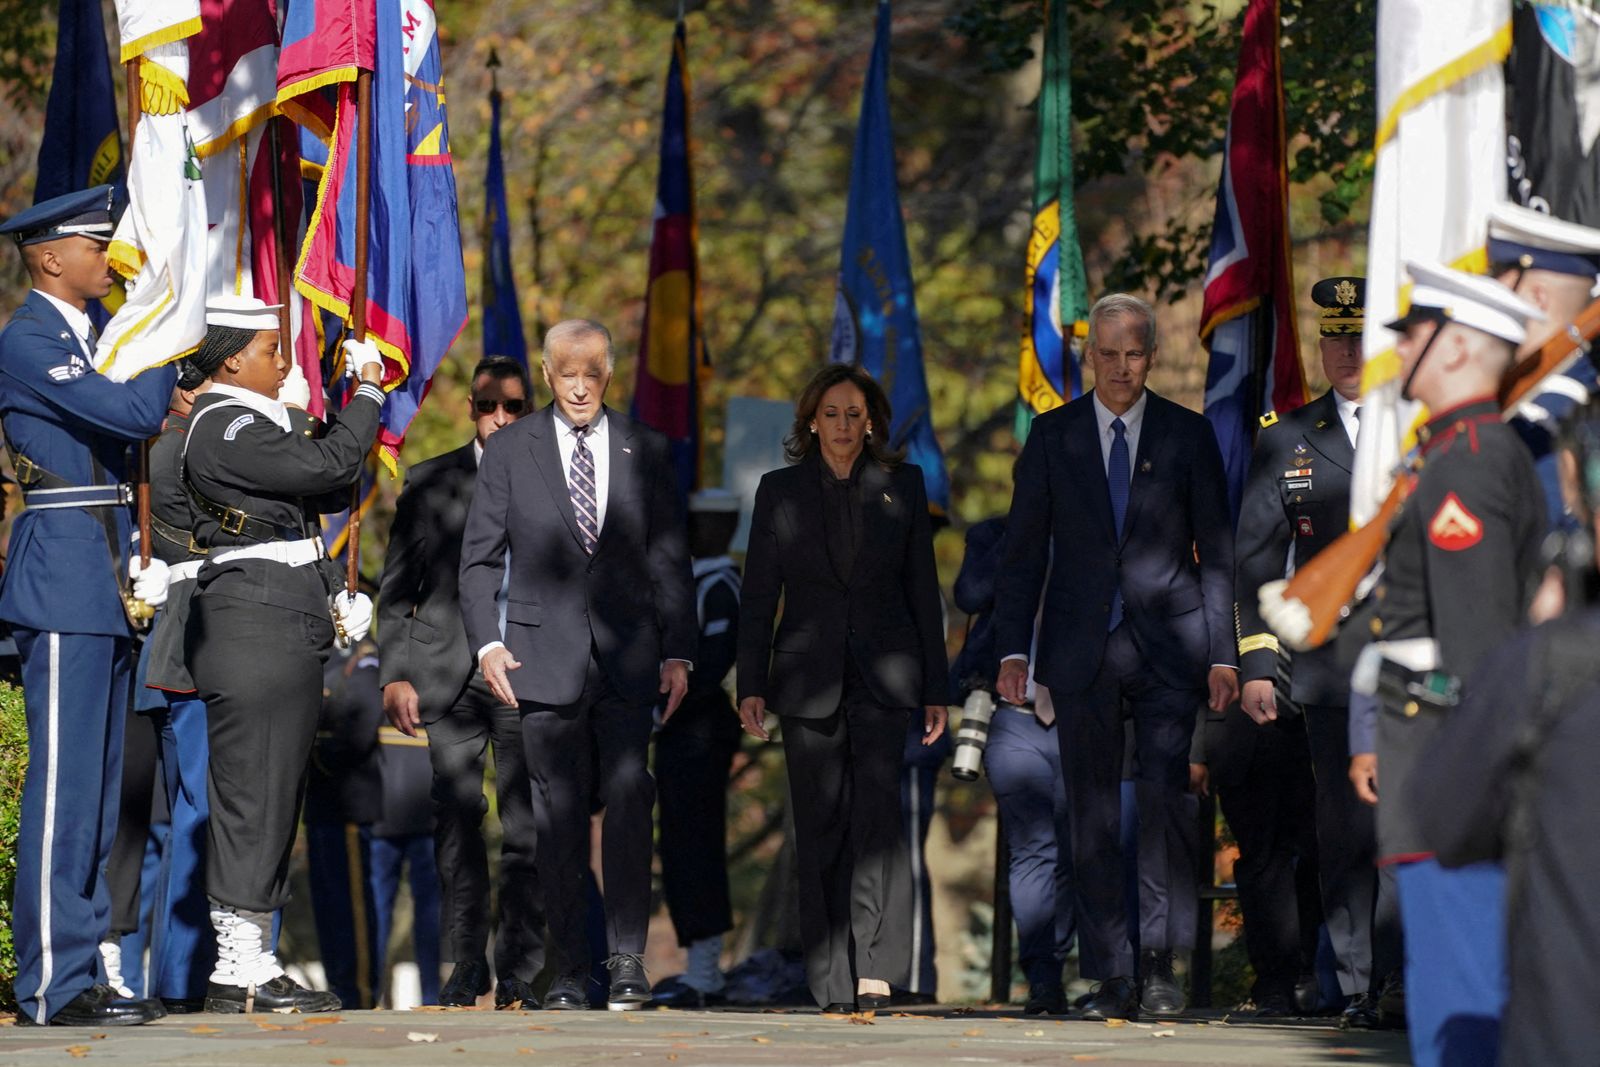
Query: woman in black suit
736,363,950,1011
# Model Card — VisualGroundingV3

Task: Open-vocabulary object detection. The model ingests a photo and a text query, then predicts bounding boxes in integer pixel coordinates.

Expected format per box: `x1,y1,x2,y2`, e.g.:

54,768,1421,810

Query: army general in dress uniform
1229,277,1400,1024
0,187,175,1027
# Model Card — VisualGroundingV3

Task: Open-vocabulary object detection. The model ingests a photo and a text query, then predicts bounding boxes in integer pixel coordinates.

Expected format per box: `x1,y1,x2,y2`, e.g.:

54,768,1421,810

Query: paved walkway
0,1007,1411,1066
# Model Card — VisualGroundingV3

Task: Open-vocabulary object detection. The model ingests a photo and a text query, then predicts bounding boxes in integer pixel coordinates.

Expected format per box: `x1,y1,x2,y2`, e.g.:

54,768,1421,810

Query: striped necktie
569,424,599,555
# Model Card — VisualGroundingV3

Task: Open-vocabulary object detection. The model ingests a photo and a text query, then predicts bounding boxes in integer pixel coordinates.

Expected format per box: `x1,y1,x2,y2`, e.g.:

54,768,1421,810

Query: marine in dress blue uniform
1346,264,1546,1067
0,187,177,1026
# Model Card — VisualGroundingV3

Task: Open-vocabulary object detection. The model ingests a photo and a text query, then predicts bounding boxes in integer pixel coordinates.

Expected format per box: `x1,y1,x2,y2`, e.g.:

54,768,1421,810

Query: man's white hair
1085,293,1158,353
542,318,614,370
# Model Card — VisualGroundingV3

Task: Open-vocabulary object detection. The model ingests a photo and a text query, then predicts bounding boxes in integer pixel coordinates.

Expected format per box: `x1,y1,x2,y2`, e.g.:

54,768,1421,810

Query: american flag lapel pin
883,491,892,503
1140,459,1152,473
622,446,632,454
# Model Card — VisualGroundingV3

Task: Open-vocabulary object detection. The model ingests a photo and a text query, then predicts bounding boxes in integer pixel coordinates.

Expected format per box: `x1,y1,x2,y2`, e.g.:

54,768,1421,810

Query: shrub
0,680,25,1011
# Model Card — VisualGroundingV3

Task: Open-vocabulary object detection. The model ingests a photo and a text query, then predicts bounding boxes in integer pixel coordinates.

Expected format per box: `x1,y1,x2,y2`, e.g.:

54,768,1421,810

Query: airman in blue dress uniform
0,186,177,1027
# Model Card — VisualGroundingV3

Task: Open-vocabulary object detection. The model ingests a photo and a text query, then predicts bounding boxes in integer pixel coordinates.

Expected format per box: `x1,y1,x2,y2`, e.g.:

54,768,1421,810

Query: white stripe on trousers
36,633,60,1022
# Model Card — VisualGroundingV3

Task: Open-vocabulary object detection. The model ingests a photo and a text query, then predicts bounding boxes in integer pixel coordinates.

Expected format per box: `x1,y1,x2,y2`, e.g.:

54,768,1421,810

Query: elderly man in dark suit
460,319,696,1012
377,355,543,1009
995,293,1237,1022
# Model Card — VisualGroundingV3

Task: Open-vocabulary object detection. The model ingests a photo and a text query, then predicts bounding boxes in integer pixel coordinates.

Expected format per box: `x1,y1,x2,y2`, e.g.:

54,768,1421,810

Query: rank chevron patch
1428,492,1483,551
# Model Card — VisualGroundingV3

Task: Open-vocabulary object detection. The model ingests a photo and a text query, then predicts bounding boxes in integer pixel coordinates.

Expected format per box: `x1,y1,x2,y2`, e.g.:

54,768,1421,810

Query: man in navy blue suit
0,187,176,1026
995,293,1237,1021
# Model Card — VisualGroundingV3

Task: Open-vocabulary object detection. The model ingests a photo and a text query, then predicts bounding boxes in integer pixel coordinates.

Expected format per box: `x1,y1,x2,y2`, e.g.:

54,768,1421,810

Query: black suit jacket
736,454,950,718
994,390,1235,695
458,404,697,707
378,441,479,721
1234,390,1353,707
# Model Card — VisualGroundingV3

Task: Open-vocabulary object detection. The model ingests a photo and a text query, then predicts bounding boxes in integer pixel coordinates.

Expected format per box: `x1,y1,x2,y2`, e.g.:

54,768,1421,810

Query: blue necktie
1108,416,1129,631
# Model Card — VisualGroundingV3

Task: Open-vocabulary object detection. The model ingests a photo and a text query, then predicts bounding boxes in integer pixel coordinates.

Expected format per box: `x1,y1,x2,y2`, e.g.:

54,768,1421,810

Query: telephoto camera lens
950,688,996,781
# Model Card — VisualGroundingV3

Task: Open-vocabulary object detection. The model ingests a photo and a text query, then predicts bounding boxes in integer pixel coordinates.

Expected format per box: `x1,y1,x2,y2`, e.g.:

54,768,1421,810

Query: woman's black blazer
736,453,950,718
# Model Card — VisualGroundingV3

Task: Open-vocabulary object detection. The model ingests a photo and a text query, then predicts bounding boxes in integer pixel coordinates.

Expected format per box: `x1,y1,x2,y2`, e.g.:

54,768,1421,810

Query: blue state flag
828,0,949,516
482,78,527,365
36,0,123,204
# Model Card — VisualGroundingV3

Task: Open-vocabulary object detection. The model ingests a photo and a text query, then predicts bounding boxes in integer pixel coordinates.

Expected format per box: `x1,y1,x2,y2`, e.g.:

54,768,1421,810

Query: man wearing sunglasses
376,356,545,1008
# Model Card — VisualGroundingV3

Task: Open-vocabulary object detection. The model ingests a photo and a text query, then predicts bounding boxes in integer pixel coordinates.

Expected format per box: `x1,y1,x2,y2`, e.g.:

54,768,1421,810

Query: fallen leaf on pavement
65,1047,91,1059
304,1016,342,1027
90,1035,107,1041
406,1032,439,1043
962,1029,984,1037
751,1036,772,1044
516,1049,534,1055
308,1038,327,1045
1103,1018,1126,1028
848,1014,874,1026
189,1025,223,1034
1152,1029,1176,1038
1024,1029,1044,1036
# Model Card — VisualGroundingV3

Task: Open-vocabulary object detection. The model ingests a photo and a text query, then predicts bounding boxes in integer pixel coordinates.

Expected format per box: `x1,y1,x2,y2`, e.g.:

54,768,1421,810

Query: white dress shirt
38,289,95,359
1335,393,1361,450
1091,388,1148,478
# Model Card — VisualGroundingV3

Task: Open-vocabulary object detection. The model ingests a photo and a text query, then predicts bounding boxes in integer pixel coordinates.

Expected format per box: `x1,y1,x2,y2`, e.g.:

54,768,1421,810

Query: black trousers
426,679,544,980
780,667,913,1008
1057,624,1201,979
1208,711,1321,1001
188,595,332,912
1303,703,1403,996
520,658,655,972
655,726,737,947
108,707,162,937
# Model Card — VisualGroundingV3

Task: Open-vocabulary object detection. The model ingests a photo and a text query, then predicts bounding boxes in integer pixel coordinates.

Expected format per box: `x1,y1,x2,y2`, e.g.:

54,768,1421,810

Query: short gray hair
541,318,614,370
1085,293,1158,354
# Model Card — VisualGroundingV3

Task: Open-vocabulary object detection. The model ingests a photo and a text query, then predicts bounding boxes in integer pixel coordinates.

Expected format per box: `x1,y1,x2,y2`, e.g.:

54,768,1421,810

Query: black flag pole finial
487,47,501,98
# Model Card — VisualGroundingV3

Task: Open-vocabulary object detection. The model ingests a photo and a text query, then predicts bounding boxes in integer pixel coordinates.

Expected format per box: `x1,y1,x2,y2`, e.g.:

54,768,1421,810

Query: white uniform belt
168,560,205,583
209,538,323,568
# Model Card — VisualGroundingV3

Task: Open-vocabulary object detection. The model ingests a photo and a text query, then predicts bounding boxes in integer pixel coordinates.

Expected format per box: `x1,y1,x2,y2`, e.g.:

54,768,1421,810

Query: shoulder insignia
1428,492,1483,551
46,353,89,382
1259,410,1279,428
222,413,256,441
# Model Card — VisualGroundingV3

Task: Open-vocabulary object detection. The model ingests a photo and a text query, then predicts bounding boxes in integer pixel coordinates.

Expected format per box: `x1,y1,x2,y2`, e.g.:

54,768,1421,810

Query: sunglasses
474,397,527,416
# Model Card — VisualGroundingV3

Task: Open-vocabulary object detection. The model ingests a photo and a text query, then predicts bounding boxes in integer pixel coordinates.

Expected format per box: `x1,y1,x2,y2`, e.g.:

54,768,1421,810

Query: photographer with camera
948,516,1076,1016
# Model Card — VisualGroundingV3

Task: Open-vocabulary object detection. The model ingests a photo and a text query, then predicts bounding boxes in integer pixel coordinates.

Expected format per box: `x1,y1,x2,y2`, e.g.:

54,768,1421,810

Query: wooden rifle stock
1271,293,1600,650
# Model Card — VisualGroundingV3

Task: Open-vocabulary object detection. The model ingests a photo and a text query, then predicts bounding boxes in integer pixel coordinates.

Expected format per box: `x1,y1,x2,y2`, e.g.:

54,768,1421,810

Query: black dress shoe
1079,976,1139,1021
821,1002,857,1013
1236,992,1295,1018
856,991,891,1011
1139,950,1186,1017
1024,979,1067,1015
651,975,725,1009
160,996,208,1014
438,959,492,1007
16,984,162,1026
1376,972,1406,1028
606,954,652,1011
204,975,340,1014
1294,973,1323,1015
494,978,538,1010
543,969,589,1011
1340,991,1381,1030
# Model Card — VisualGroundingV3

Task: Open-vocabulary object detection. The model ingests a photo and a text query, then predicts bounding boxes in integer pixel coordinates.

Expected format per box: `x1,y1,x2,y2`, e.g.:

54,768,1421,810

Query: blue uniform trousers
152,696,215,1000
305,821,380,1009
10,627,130,1023
370,833,442,1005
982,705,1076,987
1396,859,1507,1067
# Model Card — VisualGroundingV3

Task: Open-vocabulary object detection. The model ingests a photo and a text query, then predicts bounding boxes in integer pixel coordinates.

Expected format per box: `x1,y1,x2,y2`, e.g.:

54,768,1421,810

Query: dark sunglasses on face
474,397,527,415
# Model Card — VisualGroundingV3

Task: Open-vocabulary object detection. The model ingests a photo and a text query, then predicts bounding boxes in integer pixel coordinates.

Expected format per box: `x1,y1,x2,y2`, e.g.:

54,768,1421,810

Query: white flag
94,26,208,382
1352,0,1511,523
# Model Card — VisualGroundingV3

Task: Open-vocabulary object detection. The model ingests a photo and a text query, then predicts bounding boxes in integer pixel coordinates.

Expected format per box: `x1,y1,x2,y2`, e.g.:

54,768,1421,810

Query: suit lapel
595,407,635,553
1120,393,1160,547
1302,391,1354,473
850,461,892,587
791,454,843,587
527,405,586,551
1070,401,1118,546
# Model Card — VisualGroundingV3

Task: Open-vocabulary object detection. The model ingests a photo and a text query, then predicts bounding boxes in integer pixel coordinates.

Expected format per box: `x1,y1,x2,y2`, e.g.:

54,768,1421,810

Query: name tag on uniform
1284,478,1312,492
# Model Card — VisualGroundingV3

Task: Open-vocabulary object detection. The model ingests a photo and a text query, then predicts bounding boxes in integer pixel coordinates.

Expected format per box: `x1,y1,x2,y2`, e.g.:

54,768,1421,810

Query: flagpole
346,68,374,595
267,116,295,347
125,59,153,579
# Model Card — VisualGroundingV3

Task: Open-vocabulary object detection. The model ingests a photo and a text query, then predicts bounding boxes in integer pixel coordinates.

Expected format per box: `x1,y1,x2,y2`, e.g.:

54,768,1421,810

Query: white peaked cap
206,293,284,331
1389,261,1546,345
